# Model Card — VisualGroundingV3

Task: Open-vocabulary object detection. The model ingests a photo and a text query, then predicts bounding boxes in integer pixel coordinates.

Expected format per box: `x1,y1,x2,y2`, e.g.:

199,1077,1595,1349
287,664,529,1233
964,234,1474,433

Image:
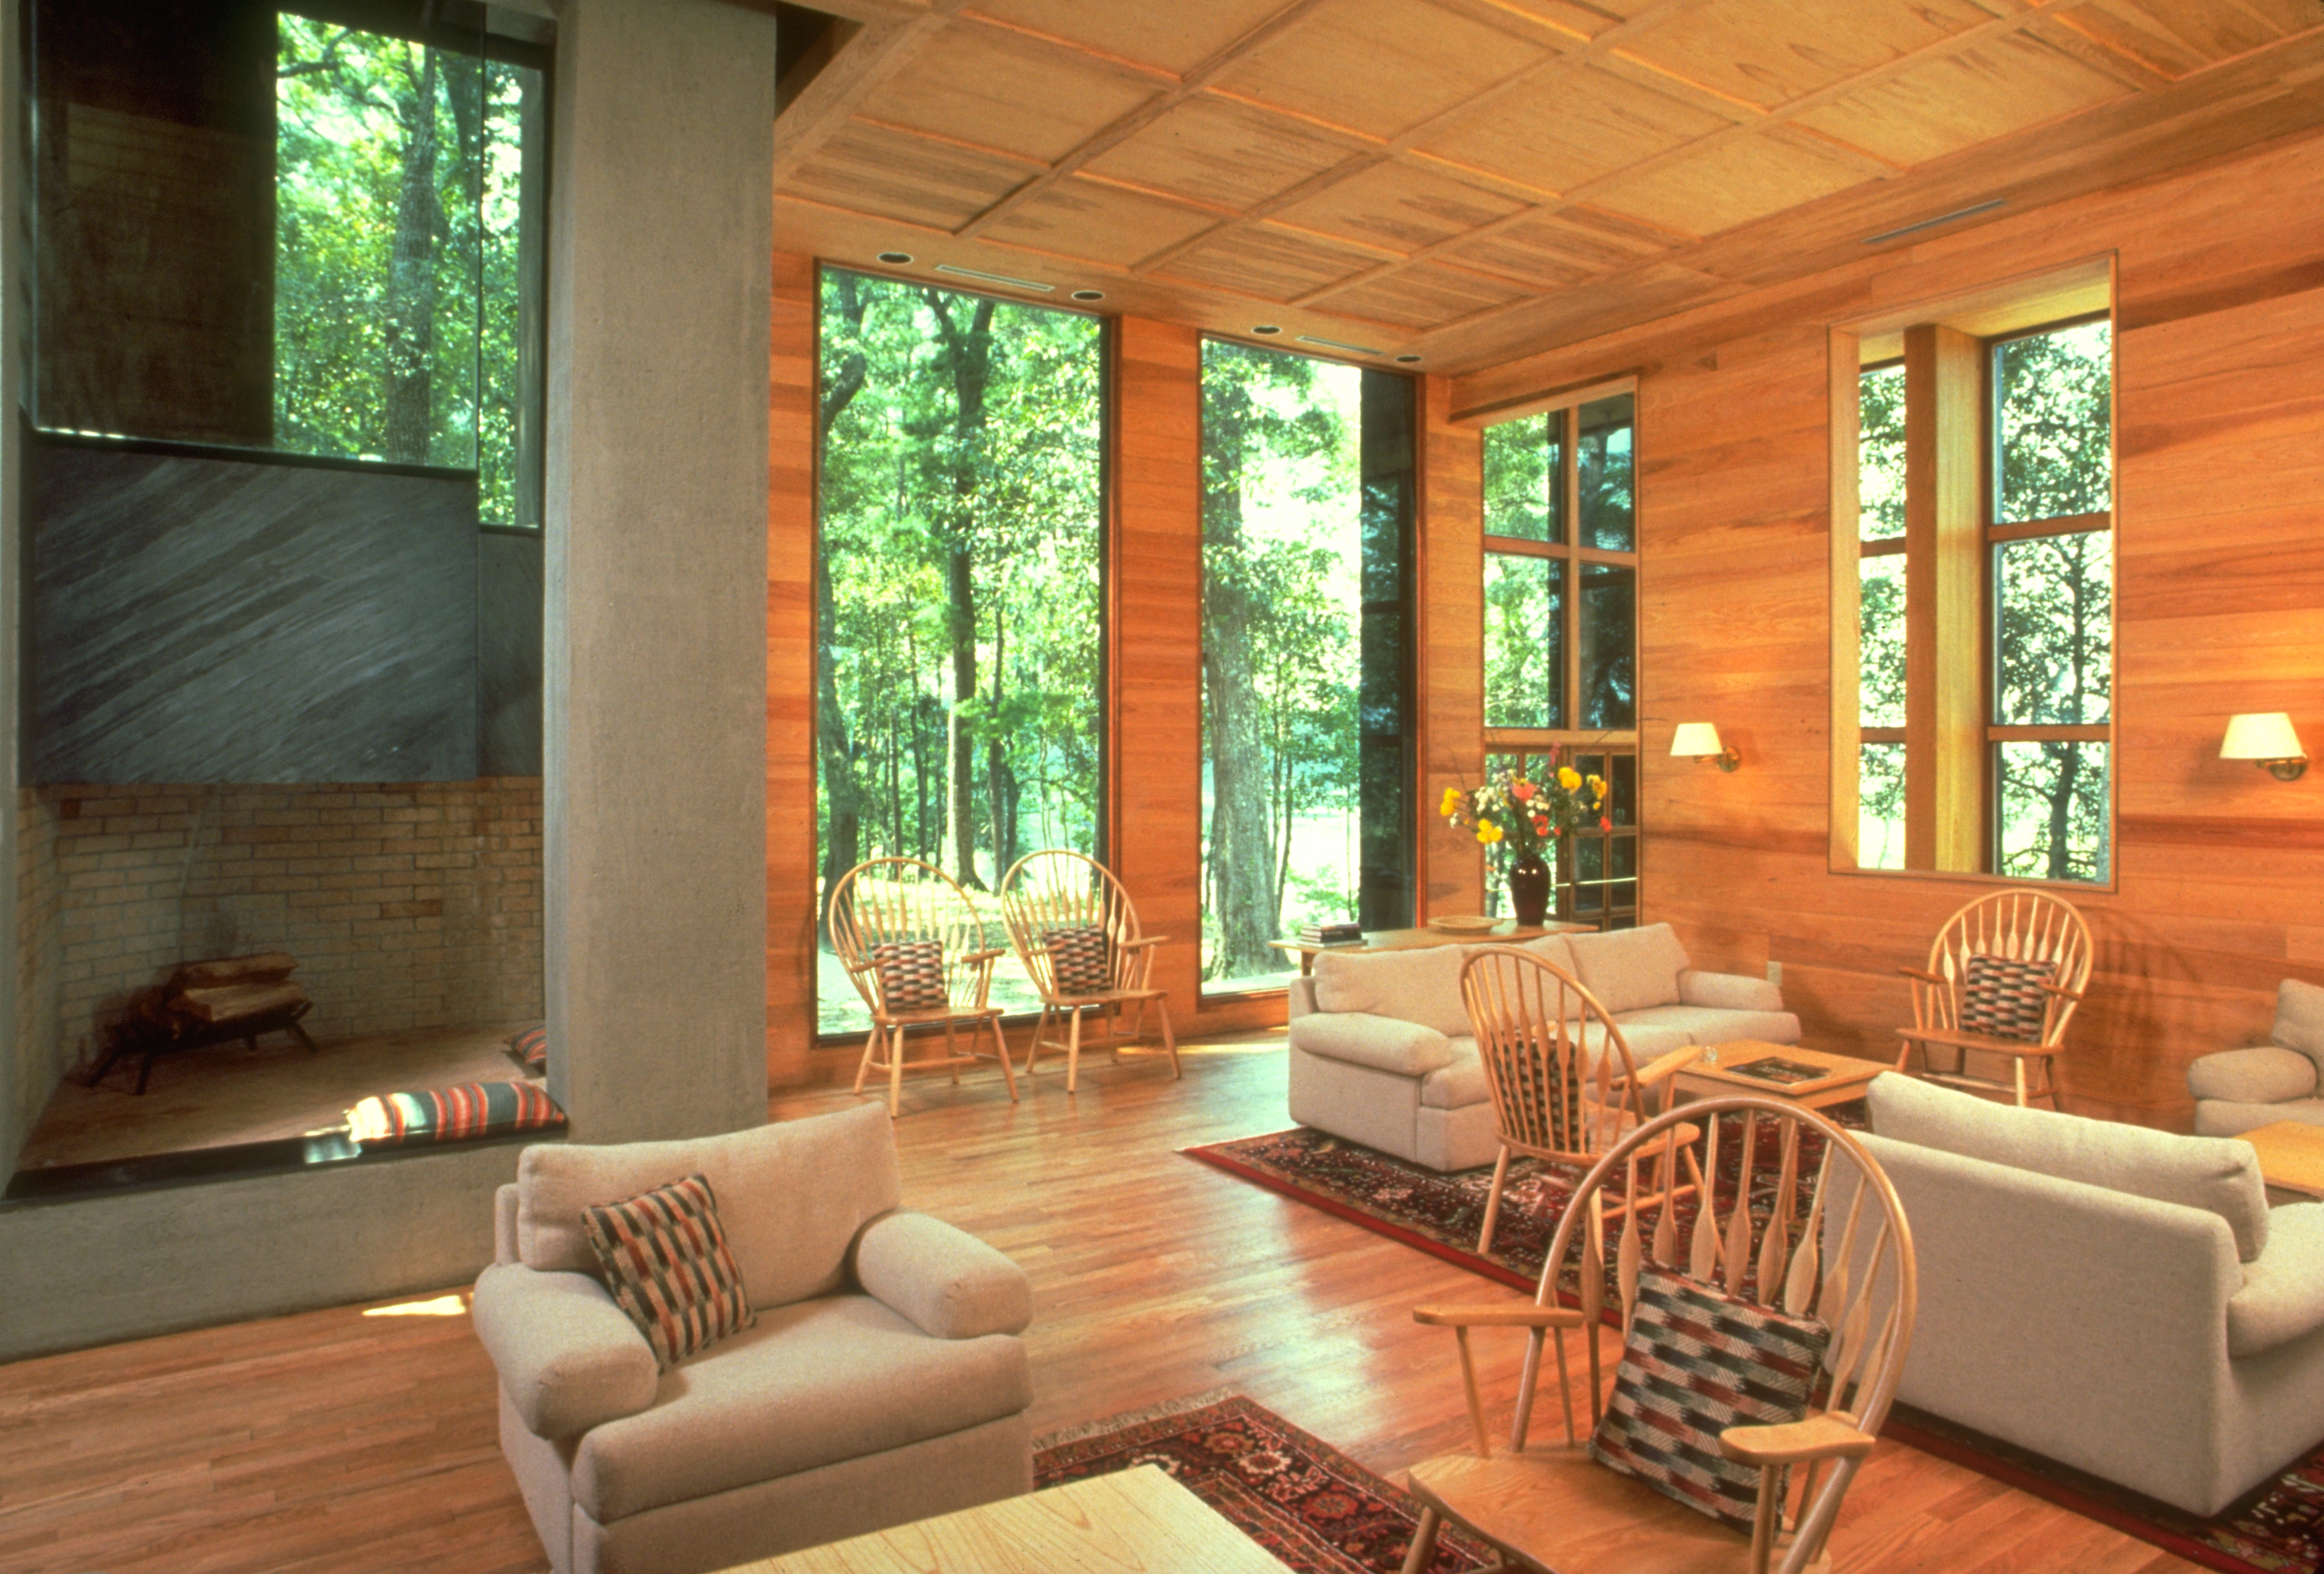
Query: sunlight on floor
363,1293,469,1318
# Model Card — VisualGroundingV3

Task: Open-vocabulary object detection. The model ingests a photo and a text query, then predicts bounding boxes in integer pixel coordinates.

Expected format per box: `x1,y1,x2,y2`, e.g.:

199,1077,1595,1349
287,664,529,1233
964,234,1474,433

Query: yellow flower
1557,766,1582,791
1475,820,1503,845
1440,787,1463,815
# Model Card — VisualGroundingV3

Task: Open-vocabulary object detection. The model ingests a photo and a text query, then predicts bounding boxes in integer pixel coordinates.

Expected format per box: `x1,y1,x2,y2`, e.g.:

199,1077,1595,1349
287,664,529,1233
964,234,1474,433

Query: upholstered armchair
471,1102,1034,1574
2189,978,2324,1136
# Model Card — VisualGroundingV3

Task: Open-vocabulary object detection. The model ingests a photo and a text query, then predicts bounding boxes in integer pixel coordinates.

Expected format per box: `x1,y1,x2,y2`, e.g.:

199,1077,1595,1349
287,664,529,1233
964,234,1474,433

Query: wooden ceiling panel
1447,204,1685,286
1084,94,1366,210
979,178,1223,266
1209,0,1558,142
790,122,1034,231
1316,259,1532,328
2055,0,2297,80
1155,224,1386,301
1585,125,1878,236
1612,0,1999,111
956,0,1299,77
1267,159,1529,255
1417,63,1734,193
874,30,1162,164
1795,29,2140,167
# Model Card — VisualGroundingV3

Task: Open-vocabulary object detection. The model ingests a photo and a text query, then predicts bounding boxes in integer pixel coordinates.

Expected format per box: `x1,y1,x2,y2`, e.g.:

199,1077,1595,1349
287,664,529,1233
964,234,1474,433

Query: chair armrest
1677,970,1784,1013
2229,1203,2324,1357
853,1211,1032,1339
1719,1413,1875,1467
958,946,1008,964
2039,979,2085,1001
1413,1304,1585,1329
2190,1044,2318,1106
471,1262,659,1440
1898,966,1947,987
1625,1044,1703,1088
495,1182,520,1265
1119,935,1165,950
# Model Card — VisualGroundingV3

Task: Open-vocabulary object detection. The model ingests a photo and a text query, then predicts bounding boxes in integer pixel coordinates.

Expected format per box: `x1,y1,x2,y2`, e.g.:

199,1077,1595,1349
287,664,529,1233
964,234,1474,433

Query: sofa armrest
2229,1203,2324,1358
853,1211,1032,1340
1677,969,1784,1013
1288,975,1319,1020
495,1182,520,1266
1287,1012,1455,1076
471,1262,659,1440
2190,1045,2318,1107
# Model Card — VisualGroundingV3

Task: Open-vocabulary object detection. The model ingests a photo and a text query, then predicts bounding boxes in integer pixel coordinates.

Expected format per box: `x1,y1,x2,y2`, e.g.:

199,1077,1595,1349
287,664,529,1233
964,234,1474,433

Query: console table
1269,919,1592,976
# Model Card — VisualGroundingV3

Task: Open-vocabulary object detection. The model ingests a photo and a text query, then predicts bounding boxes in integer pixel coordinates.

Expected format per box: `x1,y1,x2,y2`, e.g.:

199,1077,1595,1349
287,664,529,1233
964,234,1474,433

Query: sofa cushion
1564,924,1691,1016
1616,1005,1801,1049
584,1173,756,1370
1288,1012,1455,1078
519,1101,903,1311
1312,945,1470,1040
2227,1204,2324,1358
1869,1074,2271,1261
1959,954,2056,1043
2197,1098,2324,1138
1676,970,1784,1014
569,1292,1031,1523
2273,978,2324,1080
2189,1045,2318,1107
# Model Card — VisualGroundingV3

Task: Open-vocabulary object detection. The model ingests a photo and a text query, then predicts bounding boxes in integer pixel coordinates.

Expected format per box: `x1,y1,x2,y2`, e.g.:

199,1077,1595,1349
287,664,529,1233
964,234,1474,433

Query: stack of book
1297,922,1363,946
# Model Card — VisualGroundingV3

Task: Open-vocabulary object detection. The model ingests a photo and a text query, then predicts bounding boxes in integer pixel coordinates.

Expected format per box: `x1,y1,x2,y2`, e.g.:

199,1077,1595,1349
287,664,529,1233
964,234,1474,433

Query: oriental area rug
1033,1392,1495,1574
1183,1125,2324,1574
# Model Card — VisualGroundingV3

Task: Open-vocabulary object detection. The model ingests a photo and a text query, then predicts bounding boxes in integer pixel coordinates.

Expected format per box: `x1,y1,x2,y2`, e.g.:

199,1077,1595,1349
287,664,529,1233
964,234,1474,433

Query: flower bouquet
1440,755,1610,925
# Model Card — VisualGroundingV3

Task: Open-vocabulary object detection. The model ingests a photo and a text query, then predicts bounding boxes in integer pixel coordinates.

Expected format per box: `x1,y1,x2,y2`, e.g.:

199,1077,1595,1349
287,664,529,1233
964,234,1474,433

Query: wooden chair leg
888,1025,906,1117
946,1019,961,1084
1156,995,1179,1079
1476,1147,1511,1254
1066,1005,1084,1094
989,1016,1018,1102
1025,1006,1050,1075
2013,1055,2029,1107
853,1025,879,1095
1399,1506,1442,1574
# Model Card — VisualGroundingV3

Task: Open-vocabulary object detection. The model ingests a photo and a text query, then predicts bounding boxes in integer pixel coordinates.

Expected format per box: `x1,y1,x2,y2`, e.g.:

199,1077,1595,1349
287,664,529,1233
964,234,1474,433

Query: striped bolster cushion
506,1022,549,1073
583,1173,755,1369
347,1080,566,1145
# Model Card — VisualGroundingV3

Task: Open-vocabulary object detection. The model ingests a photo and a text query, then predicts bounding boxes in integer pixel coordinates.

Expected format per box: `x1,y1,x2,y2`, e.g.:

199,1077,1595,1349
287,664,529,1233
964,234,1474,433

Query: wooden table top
720,1466,1285,1574
1268,919,1591,958
1673,1040,1887,1109
2236,1120,2324,1198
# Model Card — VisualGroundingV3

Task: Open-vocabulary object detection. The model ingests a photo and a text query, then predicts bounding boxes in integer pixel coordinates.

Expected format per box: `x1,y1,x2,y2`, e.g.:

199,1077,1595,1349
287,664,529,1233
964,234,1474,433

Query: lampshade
1670,722,1725,758
2221,712,2304,761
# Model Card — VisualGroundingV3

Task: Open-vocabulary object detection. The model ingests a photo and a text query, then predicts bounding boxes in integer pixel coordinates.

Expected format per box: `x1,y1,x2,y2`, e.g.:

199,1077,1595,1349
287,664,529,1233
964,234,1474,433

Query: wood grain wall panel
1448,130,2324,1126
1110,318,1213,1032
767,251,820,1089
1420,375,1483,918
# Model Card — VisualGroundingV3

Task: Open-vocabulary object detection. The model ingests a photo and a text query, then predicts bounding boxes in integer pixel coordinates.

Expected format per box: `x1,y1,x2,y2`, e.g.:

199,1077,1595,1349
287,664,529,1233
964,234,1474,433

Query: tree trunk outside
1205,469,1281,978
381,48,442,463
927,293,997,889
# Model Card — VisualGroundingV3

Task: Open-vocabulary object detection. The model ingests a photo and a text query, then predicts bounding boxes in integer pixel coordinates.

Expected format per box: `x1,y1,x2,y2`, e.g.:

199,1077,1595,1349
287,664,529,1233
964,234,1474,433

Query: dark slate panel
31,444,479,783
477,529,543,776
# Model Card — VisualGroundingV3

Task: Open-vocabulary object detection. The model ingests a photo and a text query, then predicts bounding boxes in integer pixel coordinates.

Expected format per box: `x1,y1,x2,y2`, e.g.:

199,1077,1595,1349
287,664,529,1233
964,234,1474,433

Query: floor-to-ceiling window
1199,340,1415,994
813,268,1106,1035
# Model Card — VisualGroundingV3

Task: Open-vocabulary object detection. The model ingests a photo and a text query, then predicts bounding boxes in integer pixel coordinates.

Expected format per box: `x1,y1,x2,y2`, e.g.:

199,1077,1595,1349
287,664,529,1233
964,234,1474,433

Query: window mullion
1902,322,1984,874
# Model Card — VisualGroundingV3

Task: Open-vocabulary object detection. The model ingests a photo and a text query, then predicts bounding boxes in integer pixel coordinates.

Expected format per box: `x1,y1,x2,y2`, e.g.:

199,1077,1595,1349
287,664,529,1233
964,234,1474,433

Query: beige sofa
2187,978,2324,1136
472,1102,1034,1574
1284,923,1798,1171
1859,1074,2324,1516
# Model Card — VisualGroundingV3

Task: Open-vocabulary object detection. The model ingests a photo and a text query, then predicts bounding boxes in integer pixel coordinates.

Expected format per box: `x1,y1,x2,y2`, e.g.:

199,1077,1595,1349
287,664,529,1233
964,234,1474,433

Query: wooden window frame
1828,258,2118,889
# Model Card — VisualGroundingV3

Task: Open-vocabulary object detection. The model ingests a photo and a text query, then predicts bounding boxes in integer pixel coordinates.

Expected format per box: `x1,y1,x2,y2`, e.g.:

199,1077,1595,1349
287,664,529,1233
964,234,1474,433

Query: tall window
1480,391,1639,925
814,270,1106,1035
1836,294,2113,884
1199,342,1416,994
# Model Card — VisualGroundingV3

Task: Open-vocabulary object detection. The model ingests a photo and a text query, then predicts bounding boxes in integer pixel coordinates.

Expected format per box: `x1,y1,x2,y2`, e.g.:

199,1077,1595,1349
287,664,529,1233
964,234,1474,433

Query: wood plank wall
1445,131,2324,1126
767,251,818,1089
1420,375,1485,918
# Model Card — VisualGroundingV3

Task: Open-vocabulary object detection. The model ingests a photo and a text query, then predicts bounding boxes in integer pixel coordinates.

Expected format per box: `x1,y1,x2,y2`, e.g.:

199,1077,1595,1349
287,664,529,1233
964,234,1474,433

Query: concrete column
543,0,774,1141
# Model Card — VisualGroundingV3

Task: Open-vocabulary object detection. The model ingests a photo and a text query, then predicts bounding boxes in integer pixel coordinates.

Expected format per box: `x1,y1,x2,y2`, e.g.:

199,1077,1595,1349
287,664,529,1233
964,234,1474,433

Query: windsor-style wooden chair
1401,1097,1918,1574
1895,889,2093,1108
997,849,1177,1093
826,857,1016,1116
1460,946,1705,1254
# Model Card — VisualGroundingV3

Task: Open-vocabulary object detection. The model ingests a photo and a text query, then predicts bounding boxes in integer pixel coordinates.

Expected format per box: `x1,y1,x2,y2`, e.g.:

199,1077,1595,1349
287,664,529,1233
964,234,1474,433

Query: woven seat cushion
1043,925,1110,994
1958,954,2056,1042
583,1173,756,1370
872,939,948,1012
348,1080,565,1145
1591,1265,1832,1533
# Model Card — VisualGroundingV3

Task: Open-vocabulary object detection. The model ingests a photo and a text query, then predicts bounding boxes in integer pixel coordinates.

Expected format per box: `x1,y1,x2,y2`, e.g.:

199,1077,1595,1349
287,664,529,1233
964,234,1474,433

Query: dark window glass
1483,554,1564,729
1580,562,1636,728
1576,394,1634,551
1483,411,1560,542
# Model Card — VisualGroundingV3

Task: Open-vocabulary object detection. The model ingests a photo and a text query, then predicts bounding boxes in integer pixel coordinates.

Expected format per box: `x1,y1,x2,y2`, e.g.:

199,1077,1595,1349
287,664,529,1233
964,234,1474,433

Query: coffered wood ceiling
773,0,2324,373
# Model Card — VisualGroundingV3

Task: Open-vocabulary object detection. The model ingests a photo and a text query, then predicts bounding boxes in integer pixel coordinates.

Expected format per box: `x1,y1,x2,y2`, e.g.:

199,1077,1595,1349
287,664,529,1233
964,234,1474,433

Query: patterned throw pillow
1591,1265,1832,1533
507,1022,549,1074
582,1173,756,1370
347,1080,565,1145
1043,925,1110,996
1958,953,2057,1043
871,939,949,1012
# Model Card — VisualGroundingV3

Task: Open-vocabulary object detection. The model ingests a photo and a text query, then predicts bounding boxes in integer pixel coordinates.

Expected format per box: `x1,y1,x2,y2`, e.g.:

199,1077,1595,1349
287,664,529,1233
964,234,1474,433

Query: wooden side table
1269,919,1593,976
2235,1120,2324,1198
1670,1040,1886,1112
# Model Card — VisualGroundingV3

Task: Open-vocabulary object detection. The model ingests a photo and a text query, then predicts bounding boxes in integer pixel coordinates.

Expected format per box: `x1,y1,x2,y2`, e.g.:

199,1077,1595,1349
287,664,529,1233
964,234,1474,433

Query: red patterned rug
1183,1125,2324,1574
1034,1392,1495,1573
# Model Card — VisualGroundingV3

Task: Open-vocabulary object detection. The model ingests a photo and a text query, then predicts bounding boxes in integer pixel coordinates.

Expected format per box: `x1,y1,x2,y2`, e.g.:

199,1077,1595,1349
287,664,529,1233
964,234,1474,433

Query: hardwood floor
0,1035,2193,1573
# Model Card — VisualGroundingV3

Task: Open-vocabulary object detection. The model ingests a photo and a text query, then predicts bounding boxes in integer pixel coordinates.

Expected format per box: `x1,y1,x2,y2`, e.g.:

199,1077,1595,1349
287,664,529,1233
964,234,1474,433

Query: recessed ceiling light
933,262,1055,293
1071,290,1104,302
1253,325,1281,335
876,251,913,265
1297,333,1385,356
1860,200,2006,246
1395,355,1421,364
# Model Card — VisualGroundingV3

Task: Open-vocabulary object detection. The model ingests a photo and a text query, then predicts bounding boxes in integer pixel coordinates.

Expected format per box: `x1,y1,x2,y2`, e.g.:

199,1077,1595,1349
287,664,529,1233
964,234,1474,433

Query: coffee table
1671,1040,1886,1112
2235,1120,2324,1198
719,1464,1284,1573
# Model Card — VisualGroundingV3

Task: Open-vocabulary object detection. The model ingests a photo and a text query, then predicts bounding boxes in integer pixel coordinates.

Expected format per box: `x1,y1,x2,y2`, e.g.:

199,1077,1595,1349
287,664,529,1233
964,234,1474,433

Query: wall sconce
1671,722,1740,772
2221,713,2308,781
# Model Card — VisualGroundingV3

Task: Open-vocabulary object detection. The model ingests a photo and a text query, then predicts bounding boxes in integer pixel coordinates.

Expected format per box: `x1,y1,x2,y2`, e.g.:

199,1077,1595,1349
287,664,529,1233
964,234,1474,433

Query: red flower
1599,815,1613,831
1511,781,1535,803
